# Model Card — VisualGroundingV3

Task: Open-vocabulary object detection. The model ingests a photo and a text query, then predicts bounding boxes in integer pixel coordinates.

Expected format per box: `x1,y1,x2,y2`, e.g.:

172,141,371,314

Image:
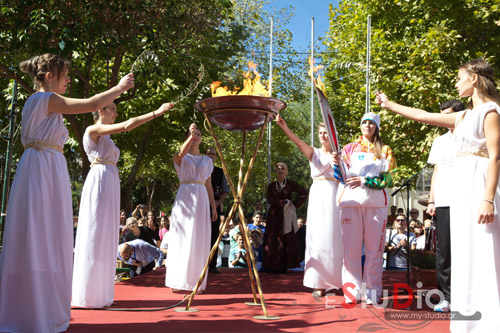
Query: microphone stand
390,164,428,297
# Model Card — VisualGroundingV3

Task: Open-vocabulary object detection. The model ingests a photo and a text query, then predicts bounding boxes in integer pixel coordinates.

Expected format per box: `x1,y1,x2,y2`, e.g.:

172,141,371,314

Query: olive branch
130,50,159,73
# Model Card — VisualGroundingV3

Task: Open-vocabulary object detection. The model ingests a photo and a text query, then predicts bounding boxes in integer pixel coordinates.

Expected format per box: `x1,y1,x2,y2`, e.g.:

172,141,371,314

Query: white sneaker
434,300,450,312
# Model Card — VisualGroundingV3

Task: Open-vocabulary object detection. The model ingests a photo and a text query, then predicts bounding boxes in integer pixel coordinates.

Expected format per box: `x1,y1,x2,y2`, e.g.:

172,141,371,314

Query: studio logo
322,282,481,331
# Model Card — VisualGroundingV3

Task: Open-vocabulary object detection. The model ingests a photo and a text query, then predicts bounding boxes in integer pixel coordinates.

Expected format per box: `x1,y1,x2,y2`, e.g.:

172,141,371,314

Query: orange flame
308,57,326,94
211,61,270,97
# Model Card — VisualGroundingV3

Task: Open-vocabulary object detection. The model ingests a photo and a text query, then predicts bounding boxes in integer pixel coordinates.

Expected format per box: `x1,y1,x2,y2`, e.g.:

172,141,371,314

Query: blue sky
267,0,338,52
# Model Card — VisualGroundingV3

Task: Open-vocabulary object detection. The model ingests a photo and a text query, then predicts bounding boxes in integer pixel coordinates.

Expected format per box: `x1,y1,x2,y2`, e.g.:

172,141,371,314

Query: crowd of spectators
78,199,438,280
384,206,437,271
106,200,274,278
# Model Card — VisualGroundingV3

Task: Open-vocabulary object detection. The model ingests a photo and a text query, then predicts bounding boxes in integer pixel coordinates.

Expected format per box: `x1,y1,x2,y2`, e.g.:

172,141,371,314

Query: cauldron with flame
183,63,283,321
194,95,286,131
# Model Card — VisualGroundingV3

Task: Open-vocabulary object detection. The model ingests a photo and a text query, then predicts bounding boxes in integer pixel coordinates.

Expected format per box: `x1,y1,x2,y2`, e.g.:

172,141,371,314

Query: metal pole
269,17,273,98
310,17,315,146
0,80,18,247
365,15,371,114
267,17,273,188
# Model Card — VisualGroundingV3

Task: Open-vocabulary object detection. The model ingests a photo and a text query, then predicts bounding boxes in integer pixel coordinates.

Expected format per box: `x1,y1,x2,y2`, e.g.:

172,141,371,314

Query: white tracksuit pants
341,206,387,301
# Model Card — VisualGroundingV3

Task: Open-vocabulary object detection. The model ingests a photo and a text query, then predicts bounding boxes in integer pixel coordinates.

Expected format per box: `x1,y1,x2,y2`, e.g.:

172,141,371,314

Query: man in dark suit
207,147,230,273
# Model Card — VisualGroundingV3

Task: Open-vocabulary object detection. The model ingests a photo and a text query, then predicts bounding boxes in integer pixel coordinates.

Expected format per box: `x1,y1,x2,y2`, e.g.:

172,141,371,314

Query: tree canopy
0,0,314,217
3,0,498,216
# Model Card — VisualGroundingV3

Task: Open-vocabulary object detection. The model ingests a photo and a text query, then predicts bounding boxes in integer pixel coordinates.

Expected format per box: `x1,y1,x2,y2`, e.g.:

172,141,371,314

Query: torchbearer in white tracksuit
335,112,396,304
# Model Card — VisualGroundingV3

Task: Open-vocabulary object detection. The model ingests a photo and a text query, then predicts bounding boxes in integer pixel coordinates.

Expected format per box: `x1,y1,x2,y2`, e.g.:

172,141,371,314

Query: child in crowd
413,221,425,250
248,211,265,234
250,229,263,270
229,233,248,268
159,215,169,241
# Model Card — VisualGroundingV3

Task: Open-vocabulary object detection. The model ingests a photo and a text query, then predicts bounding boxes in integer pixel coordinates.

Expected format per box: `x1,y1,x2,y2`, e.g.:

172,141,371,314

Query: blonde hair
275,162,288,178
126,217,137,222
19,54,69,89
360,119,383,160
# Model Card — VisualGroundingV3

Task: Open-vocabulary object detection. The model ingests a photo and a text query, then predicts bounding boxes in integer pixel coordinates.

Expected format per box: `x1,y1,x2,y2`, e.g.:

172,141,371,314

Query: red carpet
68,268,450,332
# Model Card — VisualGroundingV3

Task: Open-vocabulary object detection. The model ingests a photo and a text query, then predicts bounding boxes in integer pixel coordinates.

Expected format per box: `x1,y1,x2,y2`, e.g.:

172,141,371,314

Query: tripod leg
237,205,260,304
183,203,238,310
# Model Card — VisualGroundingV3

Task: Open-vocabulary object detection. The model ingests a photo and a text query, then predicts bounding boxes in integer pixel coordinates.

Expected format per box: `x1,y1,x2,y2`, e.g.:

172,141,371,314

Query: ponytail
19,53,69,89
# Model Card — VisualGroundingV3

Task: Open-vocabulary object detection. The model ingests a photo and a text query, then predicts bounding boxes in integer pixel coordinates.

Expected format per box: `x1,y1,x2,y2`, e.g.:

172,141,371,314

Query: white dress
450,102,500,333
72,130,120,307
0,92,73,332
303,148,343,290
165,154,213,291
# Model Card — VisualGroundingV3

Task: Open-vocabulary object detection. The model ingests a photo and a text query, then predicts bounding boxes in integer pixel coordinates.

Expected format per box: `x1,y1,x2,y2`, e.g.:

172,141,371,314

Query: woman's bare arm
376,92,457,129
48,73,134,114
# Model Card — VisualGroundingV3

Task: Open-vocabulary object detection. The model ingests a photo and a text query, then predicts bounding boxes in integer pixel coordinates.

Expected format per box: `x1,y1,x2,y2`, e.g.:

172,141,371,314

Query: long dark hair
459,58,500,108
372,126,383,160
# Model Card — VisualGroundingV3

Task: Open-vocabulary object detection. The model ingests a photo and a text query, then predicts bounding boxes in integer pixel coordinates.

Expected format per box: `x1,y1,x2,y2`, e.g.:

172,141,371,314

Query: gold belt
180,180,205,186
91,157,117,167
456,149,489,158
24,141,63,153
313,177,335,181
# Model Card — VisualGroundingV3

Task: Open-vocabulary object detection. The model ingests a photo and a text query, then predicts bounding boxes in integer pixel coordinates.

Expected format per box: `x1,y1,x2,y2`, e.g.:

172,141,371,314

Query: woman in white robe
377,58,500,333
0,53,133,332
71,102,173,308
165,123,217,292
275,115,343,297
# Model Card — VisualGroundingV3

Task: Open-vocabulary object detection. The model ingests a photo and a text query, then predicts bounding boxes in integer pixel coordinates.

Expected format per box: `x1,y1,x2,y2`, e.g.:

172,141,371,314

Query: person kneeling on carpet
118,239,164,277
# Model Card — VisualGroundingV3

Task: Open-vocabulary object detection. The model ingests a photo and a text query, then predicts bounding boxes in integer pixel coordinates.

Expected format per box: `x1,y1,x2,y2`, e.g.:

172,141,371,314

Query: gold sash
179,180,205,186
23,140,63,153
312,177,335,182
456,149,489,158
90,157,117,167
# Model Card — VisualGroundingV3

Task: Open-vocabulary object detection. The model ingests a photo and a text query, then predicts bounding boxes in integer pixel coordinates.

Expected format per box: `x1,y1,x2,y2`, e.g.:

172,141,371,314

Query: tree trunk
148,178,157,211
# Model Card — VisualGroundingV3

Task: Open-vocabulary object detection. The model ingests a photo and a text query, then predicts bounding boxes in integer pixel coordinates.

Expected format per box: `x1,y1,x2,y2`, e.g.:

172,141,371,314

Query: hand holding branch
189,123,199,138
154,102,175,118
118,73,135,92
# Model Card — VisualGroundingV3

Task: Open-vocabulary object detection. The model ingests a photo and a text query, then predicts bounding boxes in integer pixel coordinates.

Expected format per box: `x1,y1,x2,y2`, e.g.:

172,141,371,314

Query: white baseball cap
360,112,380,129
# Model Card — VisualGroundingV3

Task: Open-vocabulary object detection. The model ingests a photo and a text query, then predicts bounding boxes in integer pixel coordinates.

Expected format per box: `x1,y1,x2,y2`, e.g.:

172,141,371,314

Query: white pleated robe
450,102,500,333
165,154,213,291
72,130,120,308
303,148,343,290
0,92,73,332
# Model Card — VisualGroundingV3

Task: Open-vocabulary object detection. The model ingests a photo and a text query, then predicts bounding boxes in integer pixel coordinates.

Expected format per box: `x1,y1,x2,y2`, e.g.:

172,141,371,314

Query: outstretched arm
376,92,457,129
49,73,134,114
275,114,314,161
87,103,174,143
173,123,197,166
